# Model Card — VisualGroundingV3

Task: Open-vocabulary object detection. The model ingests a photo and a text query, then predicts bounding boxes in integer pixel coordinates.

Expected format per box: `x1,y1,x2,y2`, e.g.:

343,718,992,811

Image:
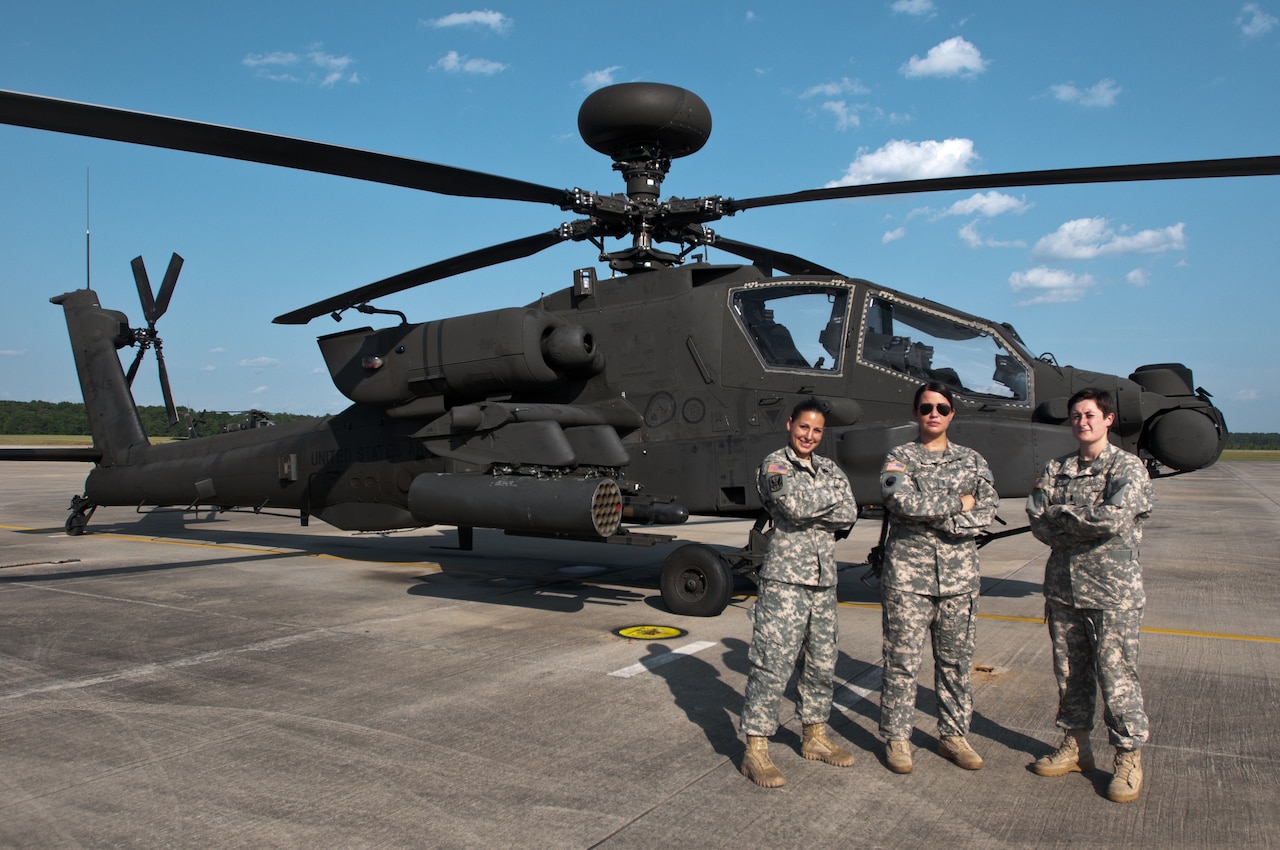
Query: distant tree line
0,400,316,439
1226,432,1280,450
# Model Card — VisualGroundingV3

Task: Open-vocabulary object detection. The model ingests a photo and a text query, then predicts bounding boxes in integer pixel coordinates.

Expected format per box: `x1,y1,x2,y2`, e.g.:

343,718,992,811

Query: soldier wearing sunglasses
878,382,998,774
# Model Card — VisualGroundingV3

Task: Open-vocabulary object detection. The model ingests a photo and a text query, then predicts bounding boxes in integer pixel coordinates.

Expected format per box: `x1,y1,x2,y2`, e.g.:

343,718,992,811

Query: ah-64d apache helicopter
2,84,1275,616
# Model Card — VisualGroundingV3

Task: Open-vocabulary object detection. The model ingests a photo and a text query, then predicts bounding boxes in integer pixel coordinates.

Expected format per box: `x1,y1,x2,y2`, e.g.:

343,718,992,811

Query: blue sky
2,1,1277,431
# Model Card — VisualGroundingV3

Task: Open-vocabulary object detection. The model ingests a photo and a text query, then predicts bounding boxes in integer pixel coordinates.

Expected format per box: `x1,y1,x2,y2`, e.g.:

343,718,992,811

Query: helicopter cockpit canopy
731,285,849,373
860,293,1031,404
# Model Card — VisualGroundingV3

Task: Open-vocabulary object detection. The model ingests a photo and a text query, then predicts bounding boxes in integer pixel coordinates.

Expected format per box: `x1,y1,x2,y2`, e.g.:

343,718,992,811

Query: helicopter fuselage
52,258,1225,546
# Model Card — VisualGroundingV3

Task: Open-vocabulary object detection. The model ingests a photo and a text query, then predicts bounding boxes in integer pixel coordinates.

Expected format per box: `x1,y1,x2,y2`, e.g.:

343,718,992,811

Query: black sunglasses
917,403,952,416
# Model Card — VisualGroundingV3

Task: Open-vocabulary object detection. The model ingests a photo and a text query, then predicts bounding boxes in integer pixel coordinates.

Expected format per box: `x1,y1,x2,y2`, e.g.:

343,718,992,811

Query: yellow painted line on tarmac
830,599,1280,644
1142,625,1280,644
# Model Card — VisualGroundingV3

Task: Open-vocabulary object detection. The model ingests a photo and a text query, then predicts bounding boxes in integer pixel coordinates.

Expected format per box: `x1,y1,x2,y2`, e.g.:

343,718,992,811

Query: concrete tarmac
1,459,1277,849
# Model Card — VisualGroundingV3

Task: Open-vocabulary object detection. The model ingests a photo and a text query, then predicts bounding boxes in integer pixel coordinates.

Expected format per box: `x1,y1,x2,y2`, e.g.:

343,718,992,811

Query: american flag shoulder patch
883,461,906,473
766,462,791,475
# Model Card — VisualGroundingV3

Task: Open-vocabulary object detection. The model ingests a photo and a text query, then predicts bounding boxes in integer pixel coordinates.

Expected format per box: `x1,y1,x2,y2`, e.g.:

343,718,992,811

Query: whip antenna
85,168,91,289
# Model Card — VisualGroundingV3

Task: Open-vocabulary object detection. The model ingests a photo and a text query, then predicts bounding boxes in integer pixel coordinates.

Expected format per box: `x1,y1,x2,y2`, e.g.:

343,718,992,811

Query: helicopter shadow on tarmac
16,500,754,616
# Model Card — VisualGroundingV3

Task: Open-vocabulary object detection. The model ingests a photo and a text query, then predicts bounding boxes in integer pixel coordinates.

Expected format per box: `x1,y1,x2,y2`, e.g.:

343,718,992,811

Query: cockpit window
732,286,849,372
860,294,1030,402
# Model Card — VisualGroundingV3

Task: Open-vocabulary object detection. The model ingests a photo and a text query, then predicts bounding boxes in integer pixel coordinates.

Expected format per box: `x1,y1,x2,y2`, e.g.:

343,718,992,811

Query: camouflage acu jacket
757,446,857,588
1026,443,1154,610
880,440,999,597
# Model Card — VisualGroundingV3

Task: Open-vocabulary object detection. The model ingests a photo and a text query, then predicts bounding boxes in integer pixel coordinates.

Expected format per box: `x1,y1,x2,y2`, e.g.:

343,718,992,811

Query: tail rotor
127,253,183,426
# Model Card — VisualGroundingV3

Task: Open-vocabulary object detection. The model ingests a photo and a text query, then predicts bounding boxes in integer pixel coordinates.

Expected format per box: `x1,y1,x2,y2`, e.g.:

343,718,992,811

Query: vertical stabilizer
51,289,149,466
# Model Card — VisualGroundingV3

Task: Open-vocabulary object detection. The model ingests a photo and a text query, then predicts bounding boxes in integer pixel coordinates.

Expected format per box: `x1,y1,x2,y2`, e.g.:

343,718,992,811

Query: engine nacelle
317,307,604,408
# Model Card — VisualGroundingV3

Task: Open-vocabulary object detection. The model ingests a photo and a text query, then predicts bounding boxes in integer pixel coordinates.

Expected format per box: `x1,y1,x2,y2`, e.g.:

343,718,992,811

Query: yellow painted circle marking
615,625,687,640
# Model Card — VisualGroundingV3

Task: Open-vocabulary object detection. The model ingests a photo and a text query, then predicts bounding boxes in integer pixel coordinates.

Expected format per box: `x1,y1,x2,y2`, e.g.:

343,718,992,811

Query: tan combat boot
741,736,786,787
1106,748,1143,803
1032,728,1096,777
801,723,857,767
885,739,912,774
937,735,984,770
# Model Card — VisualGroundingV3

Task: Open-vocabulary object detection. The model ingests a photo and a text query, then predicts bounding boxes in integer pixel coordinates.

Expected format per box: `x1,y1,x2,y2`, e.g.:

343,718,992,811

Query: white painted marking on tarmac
0,631,332,702
833,665,883,711
608,640,718,678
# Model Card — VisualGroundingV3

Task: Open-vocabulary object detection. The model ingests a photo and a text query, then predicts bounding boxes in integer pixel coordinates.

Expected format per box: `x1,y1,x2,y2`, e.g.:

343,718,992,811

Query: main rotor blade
707,236,839,276
0,89,574,206
274,229,570,325
130,256,157,322
154,253,184,320
726,156,1280,212
155,344,178,427
125,346,146,387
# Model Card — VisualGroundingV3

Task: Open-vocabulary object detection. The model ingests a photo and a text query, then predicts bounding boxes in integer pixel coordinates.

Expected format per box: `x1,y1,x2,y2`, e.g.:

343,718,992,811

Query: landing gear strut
65,495,96,536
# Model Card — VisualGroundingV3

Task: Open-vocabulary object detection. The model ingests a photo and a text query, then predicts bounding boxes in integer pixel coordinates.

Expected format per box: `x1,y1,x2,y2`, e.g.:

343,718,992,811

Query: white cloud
1051,79,1121,107
250,385,270,395
940,190,1030,218
199,365,216,373
901,37,987,78
432,50,507,75
1033,218,1186,260
1238,3,1279,37
821,101,863,130
0,349,24,356
892,0,937,16
309,49,359,87
802,77,870,98
423,11,513,34
1009,266,1098,304
1126,268,1151,287
1234,388,1260,401
958,220,1025,249
883,227,907,244
243,51,298,69
579,66,622,90
825,138,978,186
239,357,281,371
243,45,359,86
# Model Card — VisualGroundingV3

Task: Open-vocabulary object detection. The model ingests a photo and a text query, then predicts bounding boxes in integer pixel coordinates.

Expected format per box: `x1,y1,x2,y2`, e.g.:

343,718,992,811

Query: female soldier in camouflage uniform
878,382,998,774
740,398,858,787
1026,387,1153,804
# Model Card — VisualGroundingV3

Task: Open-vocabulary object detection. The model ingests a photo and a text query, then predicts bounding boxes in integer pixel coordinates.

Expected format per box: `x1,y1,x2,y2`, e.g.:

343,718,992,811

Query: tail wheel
65,496,96,536
660,544,734,617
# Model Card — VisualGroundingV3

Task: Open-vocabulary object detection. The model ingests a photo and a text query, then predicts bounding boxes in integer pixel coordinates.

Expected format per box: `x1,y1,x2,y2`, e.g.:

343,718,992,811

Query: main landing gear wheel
660,543,734,617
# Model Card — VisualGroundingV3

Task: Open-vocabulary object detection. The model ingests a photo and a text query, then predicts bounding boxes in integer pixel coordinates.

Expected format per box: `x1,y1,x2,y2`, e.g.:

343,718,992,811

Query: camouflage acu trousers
879,588,977,741
741,579,838,737
1047,601,1149,749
